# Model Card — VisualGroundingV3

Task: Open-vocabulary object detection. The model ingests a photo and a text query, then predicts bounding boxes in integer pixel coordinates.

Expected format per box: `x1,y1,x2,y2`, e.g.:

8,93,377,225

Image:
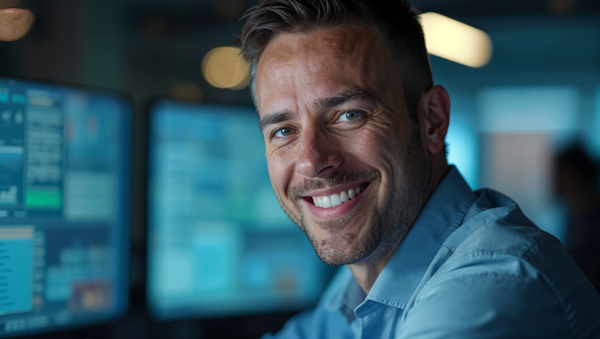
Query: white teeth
331,194,342,207
312,185,364,209
340,191,349,203
322,196,332,208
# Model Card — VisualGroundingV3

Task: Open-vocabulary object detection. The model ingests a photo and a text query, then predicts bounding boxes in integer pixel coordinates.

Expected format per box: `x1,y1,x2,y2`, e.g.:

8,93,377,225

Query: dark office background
1,0,599,338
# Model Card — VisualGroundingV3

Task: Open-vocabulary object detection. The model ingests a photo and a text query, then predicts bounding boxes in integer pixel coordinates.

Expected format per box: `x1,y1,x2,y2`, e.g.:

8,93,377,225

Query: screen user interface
0,78,131,337
148,101,329,319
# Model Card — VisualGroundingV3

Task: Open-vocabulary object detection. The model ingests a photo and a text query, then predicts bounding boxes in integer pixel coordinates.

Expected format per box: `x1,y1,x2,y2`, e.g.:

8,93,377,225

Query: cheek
267,149,297,198
345,128,408,195
346,128,398,171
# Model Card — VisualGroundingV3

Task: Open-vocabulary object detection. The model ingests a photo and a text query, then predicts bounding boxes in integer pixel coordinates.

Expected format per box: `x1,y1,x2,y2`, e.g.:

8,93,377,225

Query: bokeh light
202,47,250,90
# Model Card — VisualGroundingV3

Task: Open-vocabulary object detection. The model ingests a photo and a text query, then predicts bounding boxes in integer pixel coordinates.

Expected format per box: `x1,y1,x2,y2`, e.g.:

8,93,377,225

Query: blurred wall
433,14,600,241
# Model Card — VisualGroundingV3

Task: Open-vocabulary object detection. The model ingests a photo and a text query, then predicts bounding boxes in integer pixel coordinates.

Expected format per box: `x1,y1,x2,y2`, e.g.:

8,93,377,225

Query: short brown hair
236,0,433,122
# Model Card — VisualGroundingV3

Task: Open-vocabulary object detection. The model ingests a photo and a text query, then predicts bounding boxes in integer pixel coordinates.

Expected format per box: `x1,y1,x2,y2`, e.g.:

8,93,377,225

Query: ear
419,85,450,155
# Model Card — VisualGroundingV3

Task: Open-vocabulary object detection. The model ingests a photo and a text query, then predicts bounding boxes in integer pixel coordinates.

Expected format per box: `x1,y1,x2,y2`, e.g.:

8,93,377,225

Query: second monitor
147,101,331,320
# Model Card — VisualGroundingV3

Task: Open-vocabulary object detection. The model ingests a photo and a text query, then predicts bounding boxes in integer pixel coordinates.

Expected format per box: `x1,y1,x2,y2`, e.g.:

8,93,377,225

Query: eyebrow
258,87,379,132
259,110,293,132
316,87,379,111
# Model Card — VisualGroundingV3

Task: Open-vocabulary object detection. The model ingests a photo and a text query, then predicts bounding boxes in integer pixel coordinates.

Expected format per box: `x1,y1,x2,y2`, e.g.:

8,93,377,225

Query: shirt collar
324,267,366,322
362,166,476,310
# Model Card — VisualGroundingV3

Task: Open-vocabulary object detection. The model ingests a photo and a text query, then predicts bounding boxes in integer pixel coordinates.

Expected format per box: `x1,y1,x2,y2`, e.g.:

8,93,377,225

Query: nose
296,128,343,178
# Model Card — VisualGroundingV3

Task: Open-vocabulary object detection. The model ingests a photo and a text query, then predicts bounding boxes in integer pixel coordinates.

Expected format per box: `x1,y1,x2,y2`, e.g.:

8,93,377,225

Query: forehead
262,26,382,64
255,26,397,115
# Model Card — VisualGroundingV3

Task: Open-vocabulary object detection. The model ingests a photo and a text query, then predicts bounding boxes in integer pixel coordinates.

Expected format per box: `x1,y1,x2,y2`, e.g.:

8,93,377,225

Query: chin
305,218,383,266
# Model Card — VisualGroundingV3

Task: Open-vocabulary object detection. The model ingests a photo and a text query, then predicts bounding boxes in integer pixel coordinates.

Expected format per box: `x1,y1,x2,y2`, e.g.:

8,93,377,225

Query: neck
348,162,450,294
348,249,395,293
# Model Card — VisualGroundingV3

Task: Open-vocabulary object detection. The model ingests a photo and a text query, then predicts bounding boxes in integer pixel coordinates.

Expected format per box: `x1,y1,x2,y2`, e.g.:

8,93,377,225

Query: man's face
0,0,35,42
255,26,431,266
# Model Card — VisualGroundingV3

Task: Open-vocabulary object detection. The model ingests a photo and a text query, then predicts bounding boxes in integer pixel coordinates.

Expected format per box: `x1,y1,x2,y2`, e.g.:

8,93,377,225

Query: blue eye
274,127,294,138
340,111,362,122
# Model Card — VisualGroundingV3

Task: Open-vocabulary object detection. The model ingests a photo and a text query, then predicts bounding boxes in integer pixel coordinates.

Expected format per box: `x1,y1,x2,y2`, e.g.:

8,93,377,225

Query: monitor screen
147,101,329,320
0,78,131,337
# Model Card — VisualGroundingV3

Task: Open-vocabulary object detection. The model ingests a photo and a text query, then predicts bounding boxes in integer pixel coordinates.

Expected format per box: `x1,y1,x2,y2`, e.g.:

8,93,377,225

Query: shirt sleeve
397,273,573,339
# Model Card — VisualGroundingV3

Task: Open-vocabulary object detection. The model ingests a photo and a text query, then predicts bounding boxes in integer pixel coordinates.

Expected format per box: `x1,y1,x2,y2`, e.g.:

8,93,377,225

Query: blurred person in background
555,144,600,293
0,0,35,42
238,0,600,338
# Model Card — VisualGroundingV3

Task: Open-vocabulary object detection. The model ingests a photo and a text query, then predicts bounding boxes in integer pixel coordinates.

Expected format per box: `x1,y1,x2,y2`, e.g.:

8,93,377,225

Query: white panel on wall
480,133,566,241
481,134,552,213
478,86,581,132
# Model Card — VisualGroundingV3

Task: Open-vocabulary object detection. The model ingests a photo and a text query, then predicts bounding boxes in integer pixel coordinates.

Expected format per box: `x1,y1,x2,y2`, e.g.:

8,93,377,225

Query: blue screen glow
0,78,131,337
147,101,329,320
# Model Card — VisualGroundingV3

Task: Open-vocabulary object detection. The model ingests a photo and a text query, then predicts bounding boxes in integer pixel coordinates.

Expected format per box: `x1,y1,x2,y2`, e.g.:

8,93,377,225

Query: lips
299,182,370,220
311,184,367,208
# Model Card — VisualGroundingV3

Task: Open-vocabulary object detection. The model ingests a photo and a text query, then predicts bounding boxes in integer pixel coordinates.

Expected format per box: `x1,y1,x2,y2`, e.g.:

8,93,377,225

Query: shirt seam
520,231,546,259
436,243,543,280
522,233,577,339
442,221,545,272
443,218,497,253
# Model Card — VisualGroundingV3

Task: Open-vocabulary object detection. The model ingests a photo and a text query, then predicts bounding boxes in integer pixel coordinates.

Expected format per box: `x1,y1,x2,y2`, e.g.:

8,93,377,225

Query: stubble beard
275,127,432,266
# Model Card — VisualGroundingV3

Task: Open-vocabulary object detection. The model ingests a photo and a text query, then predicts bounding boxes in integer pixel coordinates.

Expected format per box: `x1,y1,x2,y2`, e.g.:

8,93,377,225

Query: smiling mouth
304,183,369,209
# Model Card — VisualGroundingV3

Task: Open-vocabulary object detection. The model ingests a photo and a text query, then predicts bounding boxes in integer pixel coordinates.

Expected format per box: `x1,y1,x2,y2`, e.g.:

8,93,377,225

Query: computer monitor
0,78,131,337
147,100,330,320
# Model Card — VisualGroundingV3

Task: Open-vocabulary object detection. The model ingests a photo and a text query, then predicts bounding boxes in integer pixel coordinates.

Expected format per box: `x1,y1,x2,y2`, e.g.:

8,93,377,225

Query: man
237,0,600,337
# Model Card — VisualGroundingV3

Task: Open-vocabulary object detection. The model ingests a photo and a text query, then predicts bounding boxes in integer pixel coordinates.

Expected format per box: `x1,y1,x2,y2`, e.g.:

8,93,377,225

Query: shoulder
400,270,572,339
402,190,600,339
438,188,560,286
448,187,575,272
400,233,576,338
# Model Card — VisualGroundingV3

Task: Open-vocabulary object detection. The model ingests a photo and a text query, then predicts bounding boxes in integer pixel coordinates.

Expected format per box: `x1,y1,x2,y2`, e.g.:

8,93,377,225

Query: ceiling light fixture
420,12,493,68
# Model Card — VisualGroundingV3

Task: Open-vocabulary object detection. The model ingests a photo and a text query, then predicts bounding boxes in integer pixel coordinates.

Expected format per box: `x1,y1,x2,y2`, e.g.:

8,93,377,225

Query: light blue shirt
263,166,600,339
